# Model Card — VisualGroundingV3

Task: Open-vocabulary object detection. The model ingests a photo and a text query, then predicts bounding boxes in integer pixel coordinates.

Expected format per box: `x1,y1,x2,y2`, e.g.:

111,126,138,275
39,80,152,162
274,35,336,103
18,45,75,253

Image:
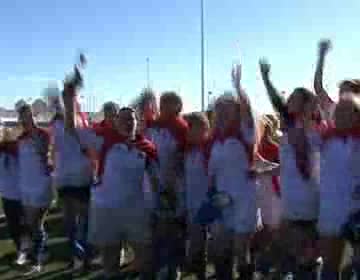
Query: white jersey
18,129,52,208
318,136,352,236
184,148,208,219
279,131,320,221
51,120,95,188
0,152,20,200
208,122,257,233
91,141,154,209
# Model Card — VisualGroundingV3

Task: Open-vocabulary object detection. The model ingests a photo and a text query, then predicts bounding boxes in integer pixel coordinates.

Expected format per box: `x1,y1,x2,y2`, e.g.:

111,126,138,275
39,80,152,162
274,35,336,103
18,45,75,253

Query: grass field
0,206,353,279
0,209,208,280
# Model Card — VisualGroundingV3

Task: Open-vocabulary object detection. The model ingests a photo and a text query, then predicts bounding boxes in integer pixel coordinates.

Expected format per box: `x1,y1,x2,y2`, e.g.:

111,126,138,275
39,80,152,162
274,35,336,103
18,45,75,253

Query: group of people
0,39,359,280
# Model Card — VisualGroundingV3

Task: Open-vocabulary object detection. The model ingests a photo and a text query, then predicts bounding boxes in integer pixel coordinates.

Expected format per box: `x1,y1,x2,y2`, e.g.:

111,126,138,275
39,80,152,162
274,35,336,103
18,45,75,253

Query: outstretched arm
62,84,77,132
314,39,333,113
232,64,254,127
259,59,289,121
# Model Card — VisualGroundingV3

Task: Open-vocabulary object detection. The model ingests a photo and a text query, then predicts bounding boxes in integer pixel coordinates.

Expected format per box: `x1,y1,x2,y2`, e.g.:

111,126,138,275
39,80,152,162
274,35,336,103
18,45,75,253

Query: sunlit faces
17,105,34,131
116,108,137,138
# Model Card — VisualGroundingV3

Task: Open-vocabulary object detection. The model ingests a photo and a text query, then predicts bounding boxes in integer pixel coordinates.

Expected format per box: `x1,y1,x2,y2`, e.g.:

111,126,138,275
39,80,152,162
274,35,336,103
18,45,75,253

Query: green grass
0,210,207,280
0,213,103,280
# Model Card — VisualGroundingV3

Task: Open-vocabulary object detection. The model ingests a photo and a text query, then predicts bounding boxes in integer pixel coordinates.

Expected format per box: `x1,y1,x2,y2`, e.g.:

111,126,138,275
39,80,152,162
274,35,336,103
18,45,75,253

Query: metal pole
200,0,205,112
146,57,150,88
207,91,212,108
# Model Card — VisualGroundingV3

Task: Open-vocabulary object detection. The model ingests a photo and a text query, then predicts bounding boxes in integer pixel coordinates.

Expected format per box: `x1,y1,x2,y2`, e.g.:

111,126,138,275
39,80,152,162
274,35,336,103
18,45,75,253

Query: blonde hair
257,114,281,145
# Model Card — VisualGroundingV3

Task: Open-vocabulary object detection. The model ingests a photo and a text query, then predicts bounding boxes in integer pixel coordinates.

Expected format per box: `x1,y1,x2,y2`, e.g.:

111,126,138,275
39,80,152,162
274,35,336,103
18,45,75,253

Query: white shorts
256,183,282,228
88,205,152,246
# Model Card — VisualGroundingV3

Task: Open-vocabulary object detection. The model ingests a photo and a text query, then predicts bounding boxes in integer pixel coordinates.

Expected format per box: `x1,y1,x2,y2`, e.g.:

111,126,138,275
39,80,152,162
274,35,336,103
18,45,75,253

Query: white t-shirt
52,120,96,188
91,142,152,209
318,136,352,234
208,122,256,198
279,131,320,221
18,129,52,207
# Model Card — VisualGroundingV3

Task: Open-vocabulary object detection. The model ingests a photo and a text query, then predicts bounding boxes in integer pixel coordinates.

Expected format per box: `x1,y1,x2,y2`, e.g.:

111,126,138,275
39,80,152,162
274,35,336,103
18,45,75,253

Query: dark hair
103,102,119,113
17,104,32,115
160,91,183,113
118,107,136,114
291,87,315,102
339,79,360,94
183,112,209,129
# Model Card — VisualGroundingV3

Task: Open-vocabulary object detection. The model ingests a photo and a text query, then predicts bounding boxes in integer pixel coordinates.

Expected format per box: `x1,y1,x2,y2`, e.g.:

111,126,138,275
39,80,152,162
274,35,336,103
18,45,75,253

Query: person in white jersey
260,59,322,278
16,104,52,275
317,89,360,280
50,92,95,271
146,91,188,279
183,112,210,280
207,64,257,280
0,127,28,266
63,86,159,279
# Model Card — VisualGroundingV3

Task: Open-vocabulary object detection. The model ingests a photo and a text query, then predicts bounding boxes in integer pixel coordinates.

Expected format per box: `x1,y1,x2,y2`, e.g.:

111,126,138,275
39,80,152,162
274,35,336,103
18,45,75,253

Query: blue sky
0,0,359,113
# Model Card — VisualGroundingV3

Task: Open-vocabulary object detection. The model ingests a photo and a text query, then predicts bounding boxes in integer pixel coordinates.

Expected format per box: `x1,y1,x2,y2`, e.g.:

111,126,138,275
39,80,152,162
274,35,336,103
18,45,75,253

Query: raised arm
259,59,288,120
232,64,254,126
62,84,76,132
314,39,333,112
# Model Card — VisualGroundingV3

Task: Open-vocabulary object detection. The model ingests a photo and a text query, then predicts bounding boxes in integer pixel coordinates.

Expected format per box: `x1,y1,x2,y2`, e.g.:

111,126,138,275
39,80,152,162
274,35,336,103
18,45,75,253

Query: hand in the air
231,63,242,90
259,59,271,77
318,39,331,57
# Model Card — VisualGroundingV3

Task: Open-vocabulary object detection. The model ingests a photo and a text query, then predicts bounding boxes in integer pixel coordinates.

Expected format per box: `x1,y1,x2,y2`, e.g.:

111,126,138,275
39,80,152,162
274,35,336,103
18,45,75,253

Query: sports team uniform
279,130,320,224
88,129,157,246
51,118,95,259
207,121,257,234
318,128,360,236
17,128,52,263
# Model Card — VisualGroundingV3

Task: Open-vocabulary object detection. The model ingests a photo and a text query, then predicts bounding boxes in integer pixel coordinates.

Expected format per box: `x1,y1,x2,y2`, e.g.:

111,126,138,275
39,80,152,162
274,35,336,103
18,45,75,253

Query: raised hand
64,53,87,93
259,59,271,78
314,40,332,114
231,63,242,91
318,39,331,58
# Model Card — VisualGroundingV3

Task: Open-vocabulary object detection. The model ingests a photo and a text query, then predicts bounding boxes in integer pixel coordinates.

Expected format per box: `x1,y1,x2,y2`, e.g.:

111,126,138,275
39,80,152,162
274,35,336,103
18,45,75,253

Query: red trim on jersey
149,115,188,151
95,127,157,179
